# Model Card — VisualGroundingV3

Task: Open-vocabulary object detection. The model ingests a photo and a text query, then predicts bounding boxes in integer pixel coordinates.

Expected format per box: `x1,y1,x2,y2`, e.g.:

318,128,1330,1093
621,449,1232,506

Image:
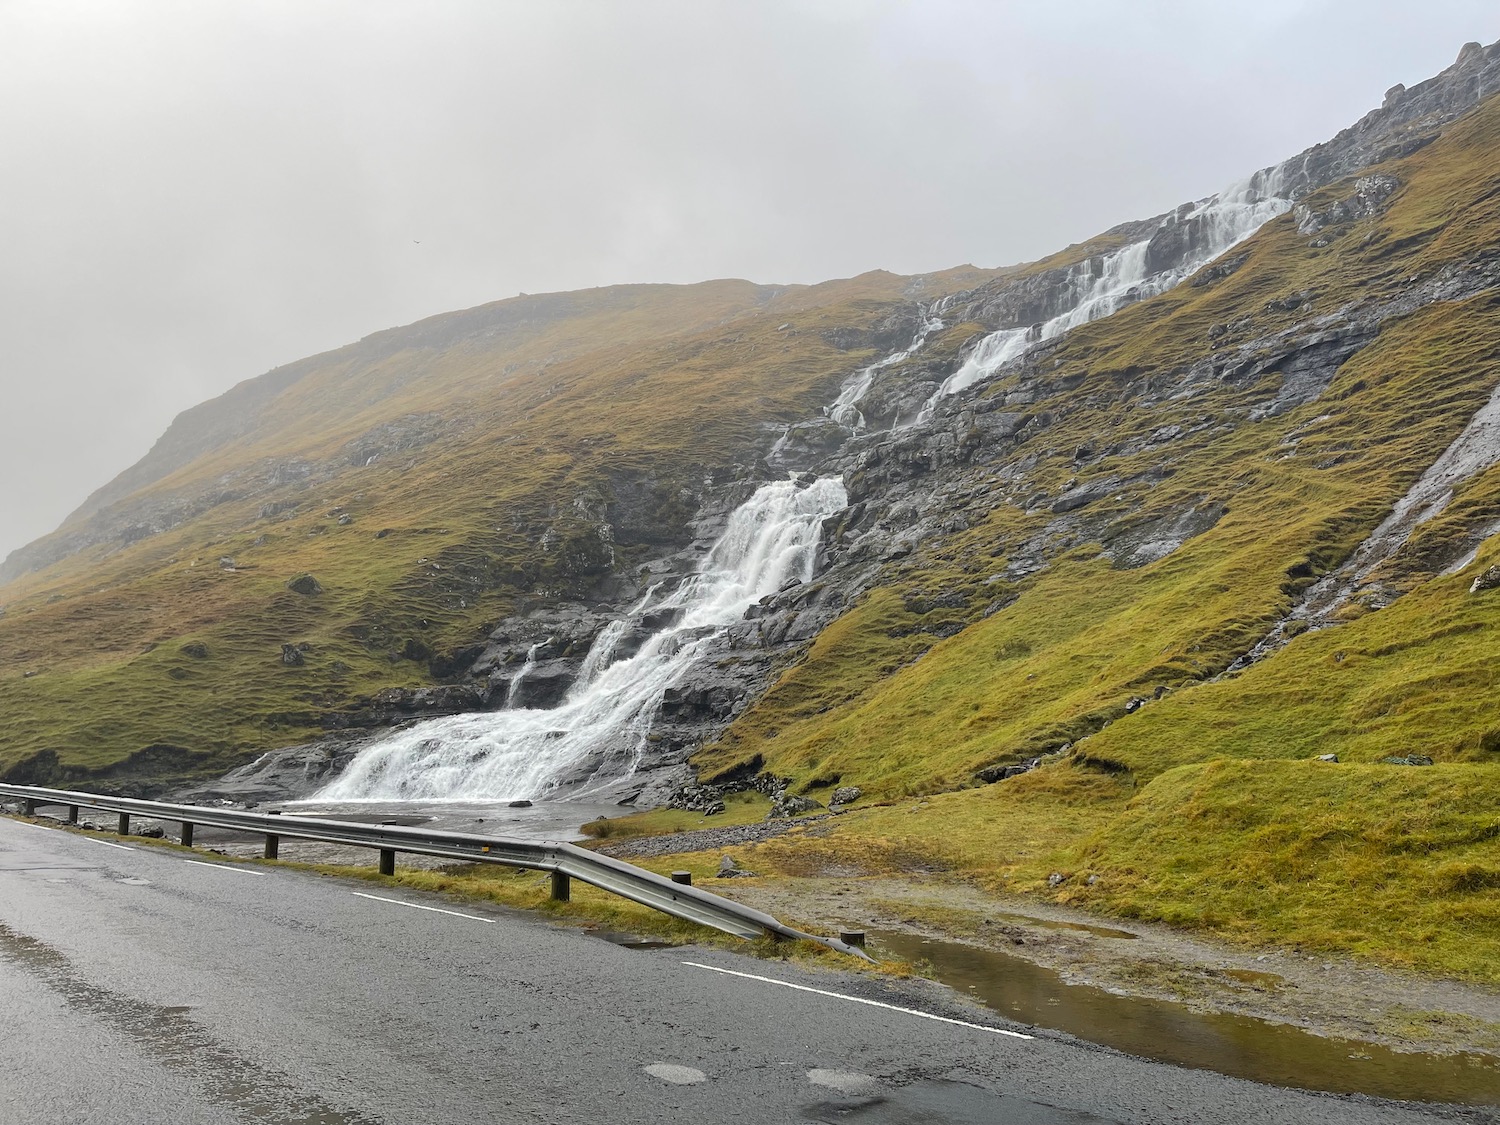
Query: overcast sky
1,1,1497,564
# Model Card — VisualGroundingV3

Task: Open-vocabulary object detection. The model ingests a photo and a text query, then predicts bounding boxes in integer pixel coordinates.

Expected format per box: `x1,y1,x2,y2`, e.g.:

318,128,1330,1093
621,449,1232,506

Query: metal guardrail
0,783,870,959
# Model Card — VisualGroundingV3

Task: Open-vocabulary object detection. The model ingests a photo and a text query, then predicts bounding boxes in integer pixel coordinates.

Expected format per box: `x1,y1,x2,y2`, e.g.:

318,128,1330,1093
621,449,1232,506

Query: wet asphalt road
0,816,1489,1125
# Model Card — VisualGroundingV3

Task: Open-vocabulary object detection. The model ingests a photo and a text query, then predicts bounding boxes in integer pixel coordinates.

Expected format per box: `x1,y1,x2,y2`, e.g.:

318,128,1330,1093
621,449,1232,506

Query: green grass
579,790,773,838
1067,760,1500,981
0,271,1004,780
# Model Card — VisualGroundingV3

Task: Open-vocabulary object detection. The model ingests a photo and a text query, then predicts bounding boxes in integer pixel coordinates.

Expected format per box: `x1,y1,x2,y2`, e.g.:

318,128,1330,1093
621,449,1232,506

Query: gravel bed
597,813,833,859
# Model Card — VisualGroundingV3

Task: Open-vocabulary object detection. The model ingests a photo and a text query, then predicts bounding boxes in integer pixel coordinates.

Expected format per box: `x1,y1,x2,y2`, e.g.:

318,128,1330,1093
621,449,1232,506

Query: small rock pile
663,771,858,820
666,783,726,817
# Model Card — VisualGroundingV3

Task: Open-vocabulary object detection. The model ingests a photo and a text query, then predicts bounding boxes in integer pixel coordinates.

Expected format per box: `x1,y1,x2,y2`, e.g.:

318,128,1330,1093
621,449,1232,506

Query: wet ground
872,930,1500,1106
732,876,1500,1067
12,814,1464,1125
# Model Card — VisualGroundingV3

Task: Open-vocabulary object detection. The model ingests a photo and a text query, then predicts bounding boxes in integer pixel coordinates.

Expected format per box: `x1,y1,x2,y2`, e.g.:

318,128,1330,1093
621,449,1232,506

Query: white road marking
682,961,1035,1040
81,838,135,851
184,859,266,877
350,891,493,923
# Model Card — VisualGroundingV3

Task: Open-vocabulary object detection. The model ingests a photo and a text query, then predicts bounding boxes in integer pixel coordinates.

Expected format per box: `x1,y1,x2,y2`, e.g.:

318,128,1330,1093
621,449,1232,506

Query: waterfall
909,166,1294,422
827,301,949,431
504,639,549,707
317,475,848,802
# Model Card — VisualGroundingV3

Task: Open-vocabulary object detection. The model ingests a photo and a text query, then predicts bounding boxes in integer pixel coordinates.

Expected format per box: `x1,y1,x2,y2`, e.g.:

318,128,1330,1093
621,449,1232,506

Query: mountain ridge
2,38,1499,981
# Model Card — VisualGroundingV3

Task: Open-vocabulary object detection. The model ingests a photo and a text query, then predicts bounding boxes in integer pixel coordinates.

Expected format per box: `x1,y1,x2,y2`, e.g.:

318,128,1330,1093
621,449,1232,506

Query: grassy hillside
0,269,1004,783
671,95,1500,979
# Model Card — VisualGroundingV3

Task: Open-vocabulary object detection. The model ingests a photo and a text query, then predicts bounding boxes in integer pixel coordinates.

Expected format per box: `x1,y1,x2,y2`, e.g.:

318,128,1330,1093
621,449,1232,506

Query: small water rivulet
826,298,950,432
318,475,847,802
1227,374,1500,672
873,931,1500,1106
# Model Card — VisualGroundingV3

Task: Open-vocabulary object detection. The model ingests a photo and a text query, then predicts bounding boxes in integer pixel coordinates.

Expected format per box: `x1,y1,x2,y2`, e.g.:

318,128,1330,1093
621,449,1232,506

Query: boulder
767,792,823,819
280,644,305,667
1470,565,1500,594
287,574,323,596
830,785,862,807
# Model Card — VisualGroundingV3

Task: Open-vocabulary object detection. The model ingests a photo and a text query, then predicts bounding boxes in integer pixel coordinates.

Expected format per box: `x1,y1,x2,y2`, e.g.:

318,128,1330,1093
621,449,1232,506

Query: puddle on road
803,1077,1117,1124
588,928,679,951
873,930,1500,1107
0,922,377,1124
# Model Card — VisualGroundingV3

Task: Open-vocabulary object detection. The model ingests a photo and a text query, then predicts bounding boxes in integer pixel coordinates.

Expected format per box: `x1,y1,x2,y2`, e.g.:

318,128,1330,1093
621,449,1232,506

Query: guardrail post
180,822,194,847
378,849,395,876
66,805,79,825
263,834,279,860
117,812,131,836
23,798,38,816
838,929,867,948
550,871,571,902
671,871,692,885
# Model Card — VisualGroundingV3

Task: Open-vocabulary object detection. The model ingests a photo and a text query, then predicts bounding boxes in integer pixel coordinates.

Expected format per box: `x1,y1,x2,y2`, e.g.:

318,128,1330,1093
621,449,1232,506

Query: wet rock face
765,418,849,473
322,683,497,731
175,734,373,804
1295,174,1401,235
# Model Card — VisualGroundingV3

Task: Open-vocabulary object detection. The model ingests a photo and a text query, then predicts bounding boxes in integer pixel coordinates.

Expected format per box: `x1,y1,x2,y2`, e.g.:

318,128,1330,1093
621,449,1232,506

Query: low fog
1,0,1496,562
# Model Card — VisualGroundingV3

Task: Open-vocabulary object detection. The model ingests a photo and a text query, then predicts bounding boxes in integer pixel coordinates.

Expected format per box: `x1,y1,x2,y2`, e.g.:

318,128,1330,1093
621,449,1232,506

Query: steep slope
699,43,1500,794
0,268,1005,788
300,41,1500,810
668,53,1500,979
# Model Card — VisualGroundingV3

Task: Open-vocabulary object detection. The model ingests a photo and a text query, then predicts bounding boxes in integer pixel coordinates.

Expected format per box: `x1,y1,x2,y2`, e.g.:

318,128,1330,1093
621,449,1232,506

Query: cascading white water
504,639,549,707
318,475,848,802
827,299,950,431
910,166,1293,422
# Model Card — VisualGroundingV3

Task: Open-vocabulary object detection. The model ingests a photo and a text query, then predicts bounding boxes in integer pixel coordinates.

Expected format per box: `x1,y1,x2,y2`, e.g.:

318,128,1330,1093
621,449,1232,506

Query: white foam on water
910,166,1292,422
319,475,847,801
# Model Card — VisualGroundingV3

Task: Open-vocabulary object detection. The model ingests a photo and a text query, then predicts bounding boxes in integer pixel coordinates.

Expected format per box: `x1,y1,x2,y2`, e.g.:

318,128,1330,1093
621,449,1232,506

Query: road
0,816,1486,1125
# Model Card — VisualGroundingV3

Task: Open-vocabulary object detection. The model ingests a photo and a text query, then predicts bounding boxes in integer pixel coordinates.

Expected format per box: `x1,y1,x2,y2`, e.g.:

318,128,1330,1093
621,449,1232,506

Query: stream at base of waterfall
315,475,847,804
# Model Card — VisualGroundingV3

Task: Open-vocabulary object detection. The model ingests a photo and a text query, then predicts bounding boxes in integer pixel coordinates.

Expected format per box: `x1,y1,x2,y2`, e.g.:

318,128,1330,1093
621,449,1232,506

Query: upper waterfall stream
318,475,847,802
905,167,1293,425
